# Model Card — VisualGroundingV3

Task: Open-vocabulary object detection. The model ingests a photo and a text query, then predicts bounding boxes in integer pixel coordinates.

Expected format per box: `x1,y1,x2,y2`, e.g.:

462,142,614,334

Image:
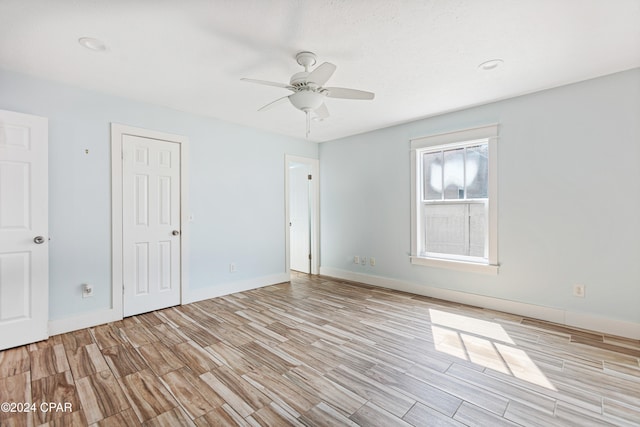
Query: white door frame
111,124,189,317
285,155,319,275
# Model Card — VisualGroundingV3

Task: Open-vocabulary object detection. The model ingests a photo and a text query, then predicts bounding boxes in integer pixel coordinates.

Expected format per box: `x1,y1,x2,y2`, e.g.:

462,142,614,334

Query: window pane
469,203,486,257
443,148,465,199
424,204,467,256
422,152,442,200
466,144,488,198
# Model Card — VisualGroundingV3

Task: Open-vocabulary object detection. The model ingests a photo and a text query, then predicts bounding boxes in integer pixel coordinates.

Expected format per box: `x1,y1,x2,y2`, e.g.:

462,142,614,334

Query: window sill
410,256,499,275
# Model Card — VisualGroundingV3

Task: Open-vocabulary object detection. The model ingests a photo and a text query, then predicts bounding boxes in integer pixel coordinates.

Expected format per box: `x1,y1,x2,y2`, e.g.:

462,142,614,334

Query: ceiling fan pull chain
306,110,311,139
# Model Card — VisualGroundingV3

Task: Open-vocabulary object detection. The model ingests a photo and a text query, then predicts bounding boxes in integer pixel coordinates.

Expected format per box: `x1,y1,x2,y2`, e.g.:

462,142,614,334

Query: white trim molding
319,267,640,340
183,273,290,304
410,256,499,275
49,273,290,336
49,309,121,336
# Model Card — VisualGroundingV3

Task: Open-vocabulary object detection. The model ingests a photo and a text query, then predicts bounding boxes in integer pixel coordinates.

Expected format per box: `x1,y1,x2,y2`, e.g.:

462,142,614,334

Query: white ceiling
1,0,639,142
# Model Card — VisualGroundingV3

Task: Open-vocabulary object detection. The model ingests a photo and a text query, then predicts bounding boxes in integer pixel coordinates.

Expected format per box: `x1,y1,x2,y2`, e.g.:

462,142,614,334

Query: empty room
0,1,639,426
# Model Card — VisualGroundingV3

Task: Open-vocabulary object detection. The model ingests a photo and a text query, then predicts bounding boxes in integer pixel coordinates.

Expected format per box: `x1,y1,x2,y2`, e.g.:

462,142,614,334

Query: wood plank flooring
1,273,639,426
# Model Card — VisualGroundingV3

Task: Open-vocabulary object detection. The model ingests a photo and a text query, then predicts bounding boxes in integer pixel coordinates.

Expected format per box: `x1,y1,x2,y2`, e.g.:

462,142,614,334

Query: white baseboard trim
564,311,640,340
183,273,290,305
48,308,122,336
319,267,640,340
47,273,291,337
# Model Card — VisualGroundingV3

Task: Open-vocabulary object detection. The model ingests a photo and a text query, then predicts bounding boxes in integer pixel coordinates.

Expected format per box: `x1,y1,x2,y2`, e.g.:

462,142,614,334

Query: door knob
172,230,180,236
34,236,45,244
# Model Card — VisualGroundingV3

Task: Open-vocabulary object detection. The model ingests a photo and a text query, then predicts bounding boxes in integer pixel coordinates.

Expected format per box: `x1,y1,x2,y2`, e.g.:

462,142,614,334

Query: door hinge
308,254,312,260
308,174,312,180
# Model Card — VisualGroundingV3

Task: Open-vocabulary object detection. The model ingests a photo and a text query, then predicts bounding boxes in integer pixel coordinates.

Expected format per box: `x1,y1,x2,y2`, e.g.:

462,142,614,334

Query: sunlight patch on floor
429,309,514,344
432,325,468,361
430,308,557,390
494,343,556,390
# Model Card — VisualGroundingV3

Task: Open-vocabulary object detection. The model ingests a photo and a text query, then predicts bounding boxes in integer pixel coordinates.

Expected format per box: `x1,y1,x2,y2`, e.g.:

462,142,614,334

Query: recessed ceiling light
78,37,107,52
478,59,503,71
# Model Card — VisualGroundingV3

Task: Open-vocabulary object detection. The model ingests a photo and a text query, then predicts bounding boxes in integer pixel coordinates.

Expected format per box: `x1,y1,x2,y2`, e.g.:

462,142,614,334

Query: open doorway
285,155,319,275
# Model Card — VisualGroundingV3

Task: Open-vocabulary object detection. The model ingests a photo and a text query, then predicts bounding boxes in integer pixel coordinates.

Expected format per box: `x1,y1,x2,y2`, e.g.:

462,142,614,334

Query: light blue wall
0,69,317,320
2,67,638,325
319,68,640,324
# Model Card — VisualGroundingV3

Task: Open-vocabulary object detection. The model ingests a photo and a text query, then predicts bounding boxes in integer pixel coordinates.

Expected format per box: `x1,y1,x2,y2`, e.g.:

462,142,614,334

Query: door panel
123,135,180,316
289,163,311,273
0,110,48,350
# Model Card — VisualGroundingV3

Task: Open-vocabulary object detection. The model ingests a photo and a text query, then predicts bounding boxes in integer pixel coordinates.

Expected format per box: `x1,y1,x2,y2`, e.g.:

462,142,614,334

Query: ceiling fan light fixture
78,37,107,52
289,91,324,111
478,59,503,71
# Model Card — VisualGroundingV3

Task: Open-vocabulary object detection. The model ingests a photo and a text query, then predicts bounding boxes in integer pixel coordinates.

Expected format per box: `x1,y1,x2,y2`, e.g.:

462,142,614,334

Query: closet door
0,109,48,350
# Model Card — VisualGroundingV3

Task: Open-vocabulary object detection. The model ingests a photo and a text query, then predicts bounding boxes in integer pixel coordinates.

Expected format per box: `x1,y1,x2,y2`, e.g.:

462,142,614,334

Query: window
410,125,498,273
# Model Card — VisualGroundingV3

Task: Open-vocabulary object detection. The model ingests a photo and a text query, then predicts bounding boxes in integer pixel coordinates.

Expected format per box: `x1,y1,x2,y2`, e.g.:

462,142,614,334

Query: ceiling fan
241,51,375,138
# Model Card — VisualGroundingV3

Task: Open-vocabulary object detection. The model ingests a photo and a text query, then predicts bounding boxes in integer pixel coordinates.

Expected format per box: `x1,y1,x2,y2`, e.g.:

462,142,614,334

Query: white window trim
410,124,499,274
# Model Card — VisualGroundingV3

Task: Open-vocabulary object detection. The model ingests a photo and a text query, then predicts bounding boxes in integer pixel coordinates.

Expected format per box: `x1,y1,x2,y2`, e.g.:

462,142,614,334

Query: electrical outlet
353,256,360,264
82,284,93,298
361,257,367,265
229,263,237,273
370,257,376,266
573,284,585,298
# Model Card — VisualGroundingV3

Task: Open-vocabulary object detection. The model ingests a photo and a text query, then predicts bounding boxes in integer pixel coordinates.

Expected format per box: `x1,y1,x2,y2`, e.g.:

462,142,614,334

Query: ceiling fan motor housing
290,71,311,87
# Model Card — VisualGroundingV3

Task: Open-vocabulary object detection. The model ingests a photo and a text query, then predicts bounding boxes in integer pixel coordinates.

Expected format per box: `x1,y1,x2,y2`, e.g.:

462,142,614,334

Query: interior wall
319,68,640,326
0,68,317,321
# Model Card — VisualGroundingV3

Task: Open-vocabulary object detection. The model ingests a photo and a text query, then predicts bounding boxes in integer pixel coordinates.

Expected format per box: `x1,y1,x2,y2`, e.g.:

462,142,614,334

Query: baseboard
46,269,639,340
563,311,640,340
319,267,640,340
48,308,122,336
183,273,290,305
47,273,290,337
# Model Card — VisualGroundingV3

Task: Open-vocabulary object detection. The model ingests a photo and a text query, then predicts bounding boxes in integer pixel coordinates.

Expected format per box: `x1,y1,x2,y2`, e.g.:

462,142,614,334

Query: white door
289,162,311,273
0,110,48,350
122,135,181,317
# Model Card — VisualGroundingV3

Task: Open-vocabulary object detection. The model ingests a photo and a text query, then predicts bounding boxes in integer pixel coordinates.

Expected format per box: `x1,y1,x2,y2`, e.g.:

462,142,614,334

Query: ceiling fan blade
241,78,294,90
324,87,375,100
314,103,329,119
307,62,336,86
257,95,290,112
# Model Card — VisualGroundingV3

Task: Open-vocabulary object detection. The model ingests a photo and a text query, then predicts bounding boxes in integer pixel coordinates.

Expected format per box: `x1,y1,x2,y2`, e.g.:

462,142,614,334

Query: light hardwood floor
1,273,639,426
